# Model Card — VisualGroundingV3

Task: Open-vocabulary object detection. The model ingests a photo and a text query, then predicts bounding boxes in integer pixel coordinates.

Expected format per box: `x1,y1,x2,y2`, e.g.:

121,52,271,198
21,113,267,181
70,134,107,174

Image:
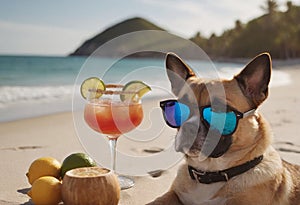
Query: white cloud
141,0,203,14
0,20,93,55
140,0,266,37
1,0,299,55
141,0,299,38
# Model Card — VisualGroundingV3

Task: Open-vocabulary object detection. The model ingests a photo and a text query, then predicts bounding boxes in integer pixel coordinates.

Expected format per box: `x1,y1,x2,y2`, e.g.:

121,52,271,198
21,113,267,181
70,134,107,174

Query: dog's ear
165,53,195,96
235,53,272,106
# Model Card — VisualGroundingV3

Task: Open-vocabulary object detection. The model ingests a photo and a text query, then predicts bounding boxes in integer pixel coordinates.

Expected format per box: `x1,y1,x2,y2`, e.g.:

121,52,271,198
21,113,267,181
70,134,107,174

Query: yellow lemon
27,176,61,205
26,157,61,184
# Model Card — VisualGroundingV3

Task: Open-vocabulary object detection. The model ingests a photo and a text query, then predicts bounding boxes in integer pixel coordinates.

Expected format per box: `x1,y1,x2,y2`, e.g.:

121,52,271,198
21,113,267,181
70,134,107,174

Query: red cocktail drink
81,79,150,190
84,99,143,137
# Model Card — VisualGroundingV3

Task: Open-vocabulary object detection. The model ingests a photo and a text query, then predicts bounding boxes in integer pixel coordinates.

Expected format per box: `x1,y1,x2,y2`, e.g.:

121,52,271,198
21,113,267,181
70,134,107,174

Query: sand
1,65,300,205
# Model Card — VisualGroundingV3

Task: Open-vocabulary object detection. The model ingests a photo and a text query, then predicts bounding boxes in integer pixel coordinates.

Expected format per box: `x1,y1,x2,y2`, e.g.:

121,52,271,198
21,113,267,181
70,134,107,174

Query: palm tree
235,20,243,31
261,0,278,15
286,1,293,11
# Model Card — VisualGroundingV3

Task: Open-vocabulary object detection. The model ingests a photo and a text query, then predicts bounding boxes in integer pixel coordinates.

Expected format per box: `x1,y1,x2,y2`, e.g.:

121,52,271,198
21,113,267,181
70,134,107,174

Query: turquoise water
0,55,288,122
0,55,85,86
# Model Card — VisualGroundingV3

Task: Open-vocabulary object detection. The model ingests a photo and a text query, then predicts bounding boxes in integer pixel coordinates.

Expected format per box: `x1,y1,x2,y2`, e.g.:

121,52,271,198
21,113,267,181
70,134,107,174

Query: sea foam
0,85,74,104
0,68,291,122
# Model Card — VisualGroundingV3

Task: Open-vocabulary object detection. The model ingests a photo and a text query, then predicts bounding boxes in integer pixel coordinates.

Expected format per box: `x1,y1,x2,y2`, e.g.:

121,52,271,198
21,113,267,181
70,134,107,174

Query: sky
0,0,299,56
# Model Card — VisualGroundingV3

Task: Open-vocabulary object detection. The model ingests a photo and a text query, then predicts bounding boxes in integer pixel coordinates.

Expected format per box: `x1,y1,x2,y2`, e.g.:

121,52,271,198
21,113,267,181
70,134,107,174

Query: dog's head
164,52,271,159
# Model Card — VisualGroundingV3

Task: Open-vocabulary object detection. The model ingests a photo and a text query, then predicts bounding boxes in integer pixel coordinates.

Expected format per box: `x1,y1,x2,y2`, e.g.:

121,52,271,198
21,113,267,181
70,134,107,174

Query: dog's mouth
187,134,207,157
175,126,207,157
185,149,201,158
176,123,233,159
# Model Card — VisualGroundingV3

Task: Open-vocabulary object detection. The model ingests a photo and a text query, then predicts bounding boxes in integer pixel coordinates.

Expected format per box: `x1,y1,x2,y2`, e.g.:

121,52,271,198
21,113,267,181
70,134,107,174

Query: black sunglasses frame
160,99,256,136
160,100,184,128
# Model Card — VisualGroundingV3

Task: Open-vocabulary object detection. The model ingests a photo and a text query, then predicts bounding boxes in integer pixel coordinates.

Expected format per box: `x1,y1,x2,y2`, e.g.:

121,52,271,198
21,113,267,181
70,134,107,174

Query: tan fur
147,53,300,205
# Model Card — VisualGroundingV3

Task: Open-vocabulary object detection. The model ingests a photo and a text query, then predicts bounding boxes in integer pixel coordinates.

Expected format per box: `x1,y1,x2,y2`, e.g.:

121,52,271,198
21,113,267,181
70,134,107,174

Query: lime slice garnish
120,80,151,102
80,77,106,100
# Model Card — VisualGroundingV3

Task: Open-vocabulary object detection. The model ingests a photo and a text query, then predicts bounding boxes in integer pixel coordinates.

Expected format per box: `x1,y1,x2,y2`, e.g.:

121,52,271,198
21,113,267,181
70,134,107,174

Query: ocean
0,55,291,122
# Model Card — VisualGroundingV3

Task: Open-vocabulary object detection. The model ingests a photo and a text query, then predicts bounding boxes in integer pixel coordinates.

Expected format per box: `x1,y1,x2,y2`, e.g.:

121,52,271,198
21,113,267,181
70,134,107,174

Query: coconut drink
61,167,120,205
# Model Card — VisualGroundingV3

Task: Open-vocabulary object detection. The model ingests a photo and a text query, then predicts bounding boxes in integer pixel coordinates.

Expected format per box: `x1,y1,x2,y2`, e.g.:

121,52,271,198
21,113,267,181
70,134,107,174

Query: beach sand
1,65,300,205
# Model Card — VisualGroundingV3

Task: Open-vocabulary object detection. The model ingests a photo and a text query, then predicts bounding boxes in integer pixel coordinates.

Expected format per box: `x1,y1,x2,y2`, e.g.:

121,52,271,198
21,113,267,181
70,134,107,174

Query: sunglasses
160,99,256,136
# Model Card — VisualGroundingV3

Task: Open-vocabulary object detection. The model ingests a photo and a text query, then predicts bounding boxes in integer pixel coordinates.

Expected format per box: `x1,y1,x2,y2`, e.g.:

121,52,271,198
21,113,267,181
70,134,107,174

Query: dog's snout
175,116,201,153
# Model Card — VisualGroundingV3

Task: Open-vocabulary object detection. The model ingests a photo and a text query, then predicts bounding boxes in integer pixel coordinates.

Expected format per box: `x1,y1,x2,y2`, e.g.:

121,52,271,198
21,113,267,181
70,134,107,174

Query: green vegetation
70,17,199,58
71,1,300,59
191,0,300,59
70,17,164,56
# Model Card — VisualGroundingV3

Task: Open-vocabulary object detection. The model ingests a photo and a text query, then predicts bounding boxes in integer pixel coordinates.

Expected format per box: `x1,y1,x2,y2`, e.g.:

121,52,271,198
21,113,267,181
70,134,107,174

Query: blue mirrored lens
164,101,190,127
202,107,237,135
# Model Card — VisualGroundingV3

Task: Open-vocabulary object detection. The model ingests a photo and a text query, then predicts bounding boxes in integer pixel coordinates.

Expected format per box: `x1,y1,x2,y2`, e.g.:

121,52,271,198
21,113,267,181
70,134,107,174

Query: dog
147,53,300,205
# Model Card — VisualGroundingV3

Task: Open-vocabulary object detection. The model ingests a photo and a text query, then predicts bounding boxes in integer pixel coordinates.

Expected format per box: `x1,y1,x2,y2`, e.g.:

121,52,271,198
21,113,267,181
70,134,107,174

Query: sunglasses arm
242,109,257,118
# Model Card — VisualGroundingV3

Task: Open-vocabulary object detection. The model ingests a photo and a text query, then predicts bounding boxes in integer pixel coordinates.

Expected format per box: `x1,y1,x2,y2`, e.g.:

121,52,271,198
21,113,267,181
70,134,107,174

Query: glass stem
108,138,117,172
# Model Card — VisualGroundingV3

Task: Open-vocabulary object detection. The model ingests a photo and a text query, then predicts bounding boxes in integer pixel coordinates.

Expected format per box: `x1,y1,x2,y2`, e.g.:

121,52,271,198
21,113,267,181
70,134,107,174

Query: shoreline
1,63,297,130
0,63,298,124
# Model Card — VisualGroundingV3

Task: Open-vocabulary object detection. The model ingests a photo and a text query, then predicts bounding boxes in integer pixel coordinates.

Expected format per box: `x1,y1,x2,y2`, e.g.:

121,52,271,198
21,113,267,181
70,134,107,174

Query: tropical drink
80,77,151,189
84,99,143,137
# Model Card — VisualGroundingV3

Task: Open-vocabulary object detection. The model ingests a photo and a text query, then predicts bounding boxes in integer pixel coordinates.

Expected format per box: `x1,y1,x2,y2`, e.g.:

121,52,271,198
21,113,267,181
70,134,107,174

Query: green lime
120,80,151,102
60,153,97,178
80,77,105,100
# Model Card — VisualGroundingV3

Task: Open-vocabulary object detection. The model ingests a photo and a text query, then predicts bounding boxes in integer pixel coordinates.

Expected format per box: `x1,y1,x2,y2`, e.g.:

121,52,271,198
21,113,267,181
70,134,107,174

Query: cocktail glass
84,84,143,189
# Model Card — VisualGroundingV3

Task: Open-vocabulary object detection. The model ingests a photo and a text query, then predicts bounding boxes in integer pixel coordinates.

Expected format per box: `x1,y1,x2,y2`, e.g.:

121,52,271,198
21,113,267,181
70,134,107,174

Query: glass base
118,175,134,190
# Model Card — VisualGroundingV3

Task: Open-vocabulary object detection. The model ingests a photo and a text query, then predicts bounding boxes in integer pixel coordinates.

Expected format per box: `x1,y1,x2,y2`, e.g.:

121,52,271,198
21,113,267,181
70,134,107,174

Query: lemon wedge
80,77,105,100
120,81,151,102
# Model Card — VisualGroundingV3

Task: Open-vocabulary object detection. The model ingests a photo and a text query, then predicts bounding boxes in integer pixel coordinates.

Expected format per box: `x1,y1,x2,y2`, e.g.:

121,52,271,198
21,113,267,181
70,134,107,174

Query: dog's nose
175,116,200,153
